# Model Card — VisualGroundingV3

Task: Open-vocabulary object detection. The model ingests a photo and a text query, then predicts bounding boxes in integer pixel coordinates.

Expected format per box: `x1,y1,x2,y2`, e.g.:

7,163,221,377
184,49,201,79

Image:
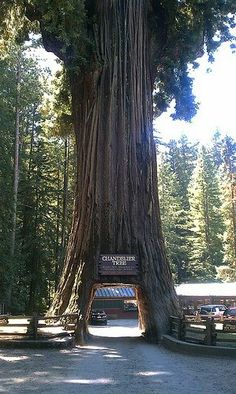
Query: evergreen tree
211,131,224,168
0,54,15,306
18,133,75,313
0,46,75,313
158,135,197,283
217,136,236,281
188,146,224,280
158,152,190,283
177,136,198,208
167,136,198,208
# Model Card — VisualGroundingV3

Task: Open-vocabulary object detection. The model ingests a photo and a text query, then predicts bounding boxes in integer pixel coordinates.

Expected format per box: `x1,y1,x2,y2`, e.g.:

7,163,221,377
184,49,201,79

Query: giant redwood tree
1,1,236,342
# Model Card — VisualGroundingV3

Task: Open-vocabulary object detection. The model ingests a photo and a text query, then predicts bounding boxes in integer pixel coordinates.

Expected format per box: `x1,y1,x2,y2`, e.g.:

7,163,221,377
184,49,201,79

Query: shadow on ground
0,320,235,394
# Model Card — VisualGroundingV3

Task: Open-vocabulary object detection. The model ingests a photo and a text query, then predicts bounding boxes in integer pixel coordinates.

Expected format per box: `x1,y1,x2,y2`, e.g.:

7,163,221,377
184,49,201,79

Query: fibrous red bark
49,0,179,343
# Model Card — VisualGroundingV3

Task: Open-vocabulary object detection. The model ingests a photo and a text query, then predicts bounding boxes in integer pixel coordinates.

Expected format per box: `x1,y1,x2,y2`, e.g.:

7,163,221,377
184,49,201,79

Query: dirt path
0,320,235,393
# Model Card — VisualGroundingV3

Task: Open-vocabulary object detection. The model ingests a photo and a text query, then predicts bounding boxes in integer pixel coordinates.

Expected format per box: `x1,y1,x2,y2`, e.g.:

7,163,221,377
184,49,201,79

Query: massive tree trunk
49,0,179,343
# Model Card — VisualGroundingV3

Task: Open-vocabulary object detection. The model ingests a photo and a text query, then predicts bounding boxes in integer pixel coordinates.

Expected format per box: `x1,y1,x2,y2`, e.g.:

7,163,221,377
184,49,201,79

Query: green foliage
158,135,197,282
158,134,236,284
0,45,75,313
25,0,93,67
0,50,18,305
215,135,236,281
1,1,235,118
0,1,37,54
188,146,224,280
152,0,236,120
158,152,191,282
44,68,73,137
17,132,75,313
166,136,198,208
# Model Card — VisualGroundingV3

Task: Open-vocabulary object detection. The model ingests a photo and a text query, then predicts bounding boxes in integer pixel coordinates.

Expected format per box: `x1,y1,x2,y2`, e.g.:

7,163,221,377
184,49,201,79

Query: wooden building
92,283,236,318
176,282,236,311
93,287,137,319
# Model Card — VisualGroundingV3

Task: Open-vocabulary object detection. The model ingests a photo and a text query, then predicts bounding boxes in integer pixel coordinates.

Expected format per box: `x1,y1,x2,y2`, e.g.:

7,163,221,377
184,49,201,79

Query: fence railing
0,314,78,340
170,315,236,346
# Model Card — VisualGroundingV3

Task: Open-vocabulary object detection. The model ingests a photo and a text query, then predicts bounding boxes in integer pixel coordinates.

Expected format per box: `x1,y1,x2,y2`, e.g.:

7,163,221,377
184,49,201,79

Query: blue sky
155,41,236,144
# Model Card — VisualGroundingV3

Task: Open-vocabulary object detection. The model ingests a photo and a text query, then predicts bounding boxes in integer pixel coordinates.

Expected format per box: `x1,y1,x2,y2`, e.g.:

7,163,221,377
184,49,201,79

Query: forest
158,133,236,284
1,1,236,343
0,44,235,315
0,45,75,314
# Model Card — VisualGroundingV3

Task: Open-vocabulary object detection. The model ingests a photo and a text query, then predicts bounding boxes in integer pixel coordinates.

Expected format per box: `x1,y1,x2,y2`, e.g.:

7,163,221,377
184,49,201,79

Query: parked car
198,304,227,317
182,306,195,316
223,307,236,318
90,309,107,325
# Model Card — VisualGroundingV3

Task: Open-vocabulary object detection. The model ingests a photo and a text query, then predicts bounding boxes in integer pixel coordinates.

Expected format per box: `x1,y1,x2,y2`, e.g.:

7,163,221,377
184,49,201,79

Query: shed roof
95,287,135,298
176,282,236,297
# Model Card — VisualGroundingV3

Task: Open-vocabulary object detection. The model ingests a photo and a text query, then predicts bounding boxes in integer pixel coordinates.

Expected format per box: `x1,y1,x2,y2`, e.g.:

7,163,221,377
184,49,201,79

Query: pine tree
211,131,224,168
158,152,190,283
158,136,197,283
0,54,15,307
188,146,224,280
217,136,236,281
167,136,198,209
0,45,75,313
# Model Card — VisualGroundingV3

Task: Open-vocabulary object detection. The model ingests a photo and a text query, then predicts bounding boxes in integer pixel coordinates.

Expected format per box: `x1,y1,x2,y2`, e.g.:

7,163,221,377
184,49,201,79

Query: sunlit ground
0,319,234,393
88,319,141,337
0,318,142,338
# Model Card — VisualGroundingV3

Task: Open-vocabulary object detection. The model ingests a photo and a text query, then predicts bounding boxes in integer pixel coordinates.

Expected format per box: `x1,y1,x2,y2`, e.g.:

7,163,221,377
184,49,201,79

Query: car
223,307,236,319
198,304,227,317
90,309,107,325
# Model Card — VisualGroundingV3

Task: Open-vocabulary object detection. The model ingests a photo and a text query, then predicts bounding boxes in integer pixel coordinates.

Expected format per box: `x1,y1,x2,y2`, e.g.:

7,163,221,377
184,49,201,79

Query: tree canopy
0,45,75,313
1,1,236,120
158,133,236,283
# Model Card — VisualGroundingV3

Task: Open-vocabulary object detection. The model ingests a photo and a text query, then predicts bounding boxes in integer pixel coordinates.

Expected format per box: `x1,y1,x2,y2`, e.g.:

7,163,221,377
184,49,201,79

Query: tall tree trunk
27,145,40,313
61,137,69,253
55,138,70,290
11,55,21,257
54,163,61,290
8,53,21,307
49,0,179,343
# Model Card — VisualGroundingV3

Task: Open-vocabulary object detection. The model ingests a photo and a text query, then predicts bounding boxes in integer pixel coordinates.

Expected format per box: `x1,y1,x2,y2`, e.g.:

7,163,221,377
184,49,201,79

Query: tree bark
61,138,70,257
49,0,179,343
8,52,21,308
27,143,40,314
11,54,21,257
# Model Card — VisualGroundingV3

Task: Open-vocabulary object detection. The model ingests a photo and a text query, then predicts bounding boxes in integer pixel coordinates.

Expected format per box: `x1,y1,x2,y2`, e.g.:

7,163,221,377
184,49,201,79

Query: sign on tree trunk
98,254,139,276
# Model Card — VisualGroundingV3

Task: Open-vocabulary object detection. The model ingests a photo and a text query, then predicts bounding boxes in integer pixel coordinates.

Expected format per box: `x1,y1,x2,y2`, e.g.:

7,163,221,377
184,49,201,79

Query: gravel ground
0,319,235,394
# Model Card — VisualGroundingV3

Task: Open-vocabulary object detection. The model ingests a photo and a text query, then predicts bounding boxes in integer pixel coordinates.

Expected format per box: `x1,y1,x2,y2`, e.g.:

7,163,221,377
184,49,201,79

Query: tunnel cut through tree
2,0,235,343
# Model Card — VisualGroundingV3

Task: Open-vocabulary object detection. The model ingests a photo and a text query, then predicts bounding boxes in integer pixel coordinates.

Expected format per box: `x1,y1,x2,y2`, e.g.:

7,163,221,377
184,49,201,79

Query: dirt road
0,320,235,393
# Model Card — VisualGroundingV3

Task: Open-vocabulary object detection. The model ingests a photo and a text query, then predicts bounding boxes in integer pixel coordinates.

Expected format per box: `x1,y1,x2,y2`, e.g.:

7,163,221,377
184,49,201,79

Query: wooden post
211,318,217,346
195,312,201,322
26,313,38,339
204,318,216,346
30,313,38,340
177,317,184,340
181,318,185,341
169,317,173,335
